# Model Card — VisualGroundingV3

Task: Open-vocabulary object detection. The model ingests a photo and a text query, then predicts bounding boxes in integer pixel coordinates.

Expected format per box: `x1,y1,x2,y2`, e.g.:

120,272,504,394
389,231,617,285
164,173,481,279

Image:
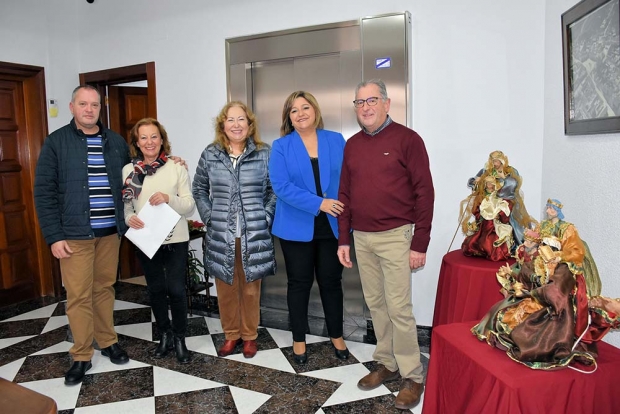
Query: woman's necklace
229,144,245,156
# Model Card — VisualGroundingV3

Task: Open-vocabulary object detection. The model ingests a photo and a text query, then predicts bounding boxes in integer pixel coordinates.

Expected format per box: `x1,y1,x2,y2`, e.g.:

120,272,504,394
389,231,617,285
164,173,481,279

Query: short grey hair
71,85,101,102
355,79,389,100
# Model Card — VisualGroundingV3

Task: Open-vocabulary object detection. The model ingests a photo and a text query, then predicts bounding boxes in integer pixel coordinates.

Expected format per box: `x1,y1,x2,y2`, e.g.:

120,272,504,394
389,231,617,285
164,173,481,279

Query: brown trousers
60,235,120,361
214,238,261,341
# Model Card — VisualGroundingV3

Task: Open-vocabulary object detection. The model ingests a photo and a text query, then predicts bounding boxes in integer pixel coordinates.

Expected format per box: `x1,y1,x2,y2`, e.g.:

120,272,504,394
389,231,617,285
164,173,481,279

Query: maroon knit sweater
337,122,434,253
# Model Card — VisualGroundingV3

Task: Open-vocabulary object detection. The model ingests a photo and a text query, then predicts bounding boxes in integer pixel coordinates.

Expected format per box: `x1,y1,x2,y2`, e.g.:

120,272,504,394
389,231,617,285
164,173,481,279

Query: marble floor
0,281,429,413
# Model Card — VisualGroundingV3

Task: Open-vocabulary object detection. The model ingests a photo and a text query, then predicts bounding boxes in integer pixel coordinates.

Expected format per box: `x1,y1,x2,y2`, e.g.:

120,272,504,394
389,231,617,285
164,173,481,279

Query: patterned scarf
122,151,168,201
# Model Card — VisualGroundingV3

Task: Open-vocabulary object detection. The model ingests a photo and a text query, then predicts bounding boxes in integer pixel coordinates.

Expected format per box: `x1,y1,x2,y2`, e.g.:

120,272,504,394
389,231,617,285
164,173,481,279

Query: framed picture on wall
562,0,620,135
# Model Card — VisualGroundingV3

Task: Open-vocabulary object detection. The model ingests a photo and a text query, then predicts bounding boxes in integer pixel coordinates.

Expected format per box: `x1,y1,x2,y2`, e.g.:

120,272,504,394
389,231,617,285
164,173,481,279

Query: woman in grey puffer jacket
193,101,276,359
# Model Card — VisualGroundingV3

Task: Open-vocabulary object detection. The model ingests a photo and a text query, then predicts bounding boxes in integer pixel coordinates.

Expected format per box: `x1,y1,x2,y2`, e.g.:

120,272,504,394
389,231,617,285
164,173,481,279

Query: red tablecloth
432,249,512,327
422,322,620,414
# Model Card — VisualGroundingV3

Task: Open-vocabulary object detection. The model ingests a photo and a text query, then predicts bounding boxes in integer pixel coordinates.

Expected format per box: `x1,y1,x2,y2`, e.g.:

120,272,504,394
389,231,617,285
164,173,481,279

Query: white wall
67,0,546,327
544,0,620,347
1,0,549,329
0,0,79,133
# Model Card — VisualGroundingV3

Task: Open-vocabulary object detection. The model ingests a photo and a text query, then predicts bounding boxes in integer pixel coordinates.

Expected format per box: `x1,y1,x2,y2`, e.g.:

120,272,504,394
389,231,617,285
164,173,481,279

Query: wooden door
107,86,149,279
108,86,148,143
0,80,41,303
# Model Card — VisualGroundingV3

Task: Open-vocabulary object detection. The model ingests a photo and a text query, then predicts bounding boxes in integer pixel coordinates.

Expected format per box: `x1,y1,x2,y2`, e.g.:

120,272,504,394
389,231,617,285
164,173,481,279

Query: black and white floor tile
0,281,429,413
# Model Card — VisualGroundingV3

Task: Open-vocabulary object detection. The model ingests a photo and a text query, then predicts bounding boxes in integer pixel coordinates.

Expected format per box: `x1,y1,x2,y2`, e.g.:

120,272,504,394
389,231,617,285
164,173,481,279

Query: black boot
100,343,129,364
174,336,190,364
65,360,92,385
154,330,174,358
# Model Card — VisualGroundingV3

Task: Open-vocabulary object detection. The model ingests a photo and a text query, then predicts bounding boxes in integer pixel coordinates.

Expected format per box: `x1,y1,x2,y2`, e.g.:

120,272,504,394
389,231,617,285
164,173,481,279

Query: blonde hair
213,101,263,152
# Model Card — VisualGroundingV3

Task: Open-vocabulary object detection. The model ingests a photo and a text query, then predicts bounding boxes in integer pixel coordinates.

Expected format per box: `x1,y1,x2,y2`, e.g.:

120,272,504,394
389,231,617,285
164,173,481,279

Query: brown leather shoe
217,338,242,357
243,340,258,358
395,378,424,409
357,365,400,390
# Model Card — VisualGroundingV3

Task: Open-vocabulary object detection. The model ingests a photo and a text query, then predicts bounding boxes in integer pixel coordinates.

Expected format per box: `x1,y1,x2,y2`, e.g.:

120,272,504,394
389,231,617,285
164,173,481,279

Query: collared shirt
364,115,393,136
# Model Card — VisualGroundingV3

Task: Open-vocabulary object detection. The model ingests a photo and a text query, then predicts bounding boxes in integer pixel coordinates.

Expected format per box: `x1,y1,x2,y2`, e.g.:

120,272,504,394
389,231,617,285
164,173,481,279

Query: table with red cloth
432,249,514,327
422,321,620,414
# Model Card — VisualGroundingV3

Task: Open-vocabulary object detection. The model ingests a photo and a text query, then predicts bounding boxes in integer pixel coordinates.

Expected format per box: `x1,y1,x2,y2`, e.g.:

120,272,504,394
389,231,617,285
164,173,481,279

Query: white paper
125,202,181,259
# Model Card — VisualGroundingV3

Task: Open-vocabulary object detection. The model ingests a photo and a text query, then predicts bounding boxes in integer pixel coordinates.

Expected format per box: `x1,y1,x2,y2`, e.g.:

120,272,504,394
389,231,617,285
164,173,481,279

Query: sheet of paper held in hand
125,201,181,259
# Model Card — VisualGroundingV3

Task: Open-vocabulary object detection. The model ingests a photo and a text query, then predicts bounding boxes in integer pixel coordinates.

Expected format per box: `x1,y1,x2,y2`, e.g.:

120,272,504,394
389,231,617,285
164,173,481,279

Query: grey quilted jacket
192,139,276,285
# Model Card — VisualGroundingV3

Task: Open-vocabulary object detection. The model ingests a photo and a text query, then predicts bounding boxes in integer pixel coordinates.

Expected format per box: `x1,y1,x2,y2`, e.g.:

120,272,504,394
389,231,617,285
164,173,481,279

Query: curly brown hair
129,118,172,159
213,101,263,152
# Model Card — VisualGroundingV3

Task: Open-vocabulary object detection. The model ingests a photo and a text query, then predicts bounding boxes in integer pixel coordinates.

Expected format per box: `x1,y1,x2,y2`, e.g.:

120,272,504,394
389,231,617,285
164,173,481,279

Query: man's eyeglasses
353,97,380,108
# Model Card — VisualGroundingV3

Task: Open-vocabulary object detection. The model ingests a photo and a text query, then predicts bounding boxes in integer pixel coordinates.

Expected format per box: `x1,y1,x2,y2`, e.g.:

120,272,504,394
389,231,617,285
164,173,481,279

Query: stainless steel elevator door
252,54,344,144
252,52,367,331
252,59,294,145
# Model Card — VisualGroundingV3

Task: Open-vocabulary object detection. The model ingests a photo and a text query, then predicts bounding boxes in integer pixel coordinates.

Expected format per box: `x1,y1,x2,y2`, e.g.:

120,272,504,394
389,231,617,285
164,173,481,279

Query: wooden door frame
0,61,60,299
79,61,157,127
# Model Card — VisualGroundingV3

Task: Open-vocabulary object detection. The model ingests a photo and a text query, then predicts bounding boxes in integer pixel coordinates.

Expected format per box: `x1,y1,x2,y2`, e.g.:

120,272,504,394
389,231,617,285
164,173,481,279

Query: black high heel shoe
293,351,308,364
331,340,350,360
292,342,308,364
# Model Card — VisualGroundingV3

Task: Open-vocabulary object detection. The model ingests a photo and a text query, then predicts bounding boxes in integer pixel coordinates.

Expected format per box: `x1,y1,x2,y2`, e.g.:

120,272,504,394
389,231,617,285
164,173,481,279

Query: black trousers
279,237,344,342
137,241,188,337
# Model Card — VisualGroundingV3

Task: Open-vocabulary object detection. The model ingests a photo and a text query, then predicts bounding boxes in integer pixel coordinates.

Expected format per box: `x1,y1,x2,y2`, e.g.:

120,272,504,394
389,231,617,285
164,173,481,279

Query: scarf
122,151,168,201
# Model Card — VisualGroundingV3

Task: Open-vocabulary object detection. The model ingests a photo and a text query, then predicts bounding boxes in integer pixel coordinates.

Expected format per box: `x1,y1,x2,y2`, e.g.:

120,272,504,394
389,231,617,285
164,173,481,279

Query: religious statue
472,199,618,370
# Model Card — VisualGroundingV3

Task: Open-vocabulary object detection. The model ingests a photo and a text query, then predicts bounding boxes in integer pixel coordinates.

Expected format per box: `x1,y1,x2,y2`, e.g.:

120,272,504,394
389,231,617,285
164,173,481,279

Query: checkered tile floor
0,282,428,413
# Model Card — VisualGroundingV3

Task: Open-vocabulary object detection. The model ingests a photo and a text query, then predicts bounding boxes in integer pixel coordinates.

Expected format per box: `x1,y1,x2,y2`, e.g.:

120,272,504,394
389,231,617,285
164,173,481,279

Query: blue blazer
269,129,346,242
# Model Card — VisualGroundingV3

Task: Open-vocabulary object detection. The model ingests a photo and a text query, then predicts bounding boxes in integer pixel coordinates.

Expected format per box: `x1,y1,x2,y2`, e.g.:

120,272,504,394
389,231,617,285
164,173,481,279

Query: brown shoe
357,365,400,390
395,378,424,409
217,338,242,357
243,340,258,358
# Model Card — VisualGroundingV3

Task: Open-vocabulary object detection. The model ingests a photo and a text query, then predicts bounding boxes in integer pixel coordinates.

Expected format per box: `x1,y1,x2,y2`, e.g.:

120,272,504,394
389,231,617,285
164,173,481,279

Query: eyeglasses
353,97,380,108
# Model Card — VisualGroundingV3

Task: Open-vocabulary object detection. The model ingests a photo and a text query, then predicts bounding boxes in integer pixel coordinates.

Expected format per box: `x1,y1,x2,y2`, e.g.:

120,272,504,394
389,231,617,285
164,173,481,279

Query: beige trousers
60,235,120,361
353,224,423,382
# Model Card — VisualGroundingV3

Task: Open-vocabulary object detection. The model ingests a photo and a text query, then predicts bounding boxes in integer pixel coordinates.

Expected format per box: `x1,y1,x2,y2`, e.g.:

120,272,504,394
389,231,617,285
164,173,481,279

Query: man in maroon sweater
337,79,434,410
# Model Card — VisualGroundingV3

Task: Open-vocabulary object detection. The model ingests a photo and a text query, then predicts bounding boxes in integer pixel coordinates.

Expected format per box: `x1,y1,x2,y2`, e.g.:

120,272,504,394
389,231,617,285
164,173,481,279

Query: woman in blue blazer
269,91,349,364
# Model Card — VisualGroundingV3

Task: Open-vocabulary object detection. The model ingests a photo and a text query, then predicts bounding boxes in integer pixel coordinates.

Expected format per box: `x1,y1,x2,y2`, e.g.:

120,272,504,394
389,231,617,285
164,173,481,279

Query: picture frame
562,0,620,135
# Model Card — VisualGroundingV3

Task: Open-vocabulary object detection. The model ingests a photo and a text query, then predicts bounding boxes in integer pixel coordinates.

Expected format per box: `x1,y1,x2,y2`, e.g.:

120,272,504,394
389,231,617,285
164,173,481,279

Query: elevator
225,12,412,334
